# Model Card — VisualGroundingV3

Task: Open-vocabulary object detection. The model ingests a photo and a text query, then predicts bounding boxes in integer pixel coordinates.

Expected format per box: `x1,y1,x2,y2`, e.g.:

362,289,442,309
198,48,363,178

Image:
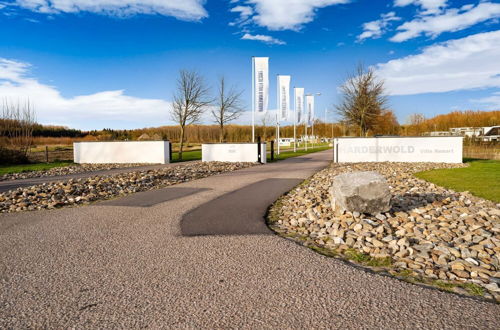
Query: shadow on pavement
181,178,302,236
101,187,210,207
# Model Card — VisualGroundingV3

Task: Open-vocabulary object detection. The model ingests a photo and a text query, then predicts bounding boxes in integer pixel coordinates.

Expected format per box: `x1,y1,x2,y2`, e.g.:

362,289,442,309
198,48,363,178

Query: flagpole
276,75,280,155
293,88,296,153
251,57,255,143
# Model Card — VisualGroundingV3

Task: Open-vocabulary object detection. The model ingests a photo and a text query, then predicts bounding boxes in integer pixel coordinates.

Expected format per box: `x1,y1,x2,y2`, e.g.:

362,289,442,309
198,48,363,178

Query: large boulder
330,171,391,215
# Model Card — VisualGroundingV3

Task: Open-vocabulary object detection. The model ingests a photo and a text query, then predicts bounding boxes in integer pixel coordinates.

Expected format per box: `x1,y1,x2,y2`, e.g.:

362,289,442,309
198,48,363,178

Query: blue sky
0,0,499,130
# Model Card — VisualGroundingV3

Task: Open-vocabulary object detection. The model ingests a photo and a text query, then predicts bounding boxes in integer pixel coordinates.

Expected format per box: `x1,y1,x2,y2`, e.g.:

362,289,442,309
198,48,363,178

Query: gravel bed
0,162,255,213
0,163,150,181
268,162,500,302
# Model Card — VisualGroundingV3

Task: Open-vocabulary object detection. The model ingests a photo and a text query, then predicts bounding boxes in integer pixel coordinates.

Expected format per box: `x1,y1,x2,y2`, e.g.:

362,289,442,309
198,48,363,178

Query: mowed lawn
415,159,500,202
171,149,202,163
0,161,73,176
268,146,331,162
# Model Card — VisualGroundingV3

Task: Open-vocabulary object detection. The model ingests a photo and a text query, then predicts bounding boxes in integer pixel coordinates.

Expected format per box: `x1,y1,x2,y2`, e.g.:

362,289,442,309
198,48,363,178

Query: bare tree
1,99,36,157
407,113,426,126
336,64,387,136
259,112,271,140
171,70,211,160
211,76,244,142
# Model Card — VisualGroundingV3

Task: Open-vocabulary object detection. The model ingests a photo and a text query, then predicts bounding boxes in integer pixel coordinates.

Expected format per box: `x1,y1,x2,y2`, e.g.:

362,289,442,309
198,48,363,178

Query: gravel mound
0,162,255,213
0,163,149,181
269,162,500,302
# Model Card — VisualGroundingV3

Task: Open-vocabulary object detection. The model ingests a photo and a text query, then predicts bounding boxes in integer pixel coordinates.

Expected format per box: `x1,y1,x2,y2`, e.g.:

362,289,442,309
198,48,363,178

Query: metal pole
271,140,274,161
293,88,297,153
251,57,255,143
312,119,314,148
277,121,280,155
257,136,262,163
305,124,308,151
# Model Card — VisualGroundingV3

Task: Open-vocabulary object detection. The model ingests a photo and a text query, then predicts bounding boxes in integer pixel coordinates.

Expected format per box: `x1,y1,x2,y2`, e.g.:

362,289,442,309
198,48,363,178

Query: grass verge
0,161,73,175
267,146,331,162
415,159,500,202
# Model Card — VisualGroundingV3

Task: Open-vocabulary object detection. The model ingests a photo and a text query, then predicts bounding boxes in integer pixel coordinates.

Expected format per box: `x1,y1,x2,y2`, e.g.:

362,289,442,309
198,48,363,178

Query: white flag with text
277,75,290,121
306,94,314,127
294,87,304,124
252,57,269,113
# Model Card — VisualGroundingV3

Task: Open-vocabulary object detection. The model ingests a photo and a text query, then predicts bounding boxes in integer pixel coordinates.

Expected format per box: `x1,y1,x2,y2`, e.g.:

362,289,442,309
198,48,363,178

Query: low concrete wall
333,137,463,163
202,143,267,163
74,141,170,164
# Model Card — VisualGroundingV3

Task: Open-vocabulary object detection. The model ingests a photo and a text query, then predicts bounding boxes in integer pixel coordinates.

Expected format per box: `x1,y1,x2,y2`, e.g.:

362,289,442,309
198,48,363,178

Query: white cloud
229,5,253,26
9,0,208,20
241,33,286,45
231,5,253,18
391,2,500,42
234,0,349,31
375,30,500,95
357,12,400,42
394,0,447,15
472,92,500,109
0,58,172,129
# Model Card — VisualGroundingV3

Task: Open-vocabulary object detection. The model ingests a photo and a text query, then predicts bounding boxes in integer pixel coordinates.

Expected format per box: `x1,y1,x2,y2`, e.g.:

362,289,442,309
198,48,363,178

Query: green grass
267,146,332,162
459,282,485,296
0,161,73,175
171,149,202,163
415,159,500,202
170,145,332,163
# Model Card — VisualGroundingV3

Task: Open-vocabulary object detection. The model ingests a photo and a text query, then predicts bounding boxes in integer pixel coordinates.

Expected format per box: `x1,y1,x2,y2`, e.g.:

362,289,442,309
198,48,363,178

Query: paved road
0,163,182,193
1,150,499,329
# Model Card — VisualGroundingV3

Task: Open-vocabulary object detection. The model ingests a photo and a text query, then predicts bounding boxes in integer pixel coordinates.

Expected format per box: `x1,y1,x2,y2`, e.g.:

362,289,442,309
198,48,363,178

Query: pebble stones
0,163,149,182
270,161,500,301
0,162,256,213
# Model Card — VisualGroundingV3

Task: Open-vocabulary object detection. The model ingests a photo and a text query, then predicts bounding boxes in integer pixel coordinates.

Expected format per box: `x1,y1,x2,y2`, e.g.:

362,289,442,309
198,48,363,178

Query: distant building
482,126,499,142
422,131,451,137
423,126,499,141
449,127,485,137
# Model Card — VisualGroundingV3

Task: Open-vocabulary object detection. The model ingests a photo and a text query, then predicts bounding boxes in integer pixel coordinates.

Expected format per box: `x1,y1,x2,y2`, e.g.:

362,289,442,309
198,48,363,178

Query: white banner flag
294,87,304,124
252,57,269,113
277,75,291,121
306,94,314,127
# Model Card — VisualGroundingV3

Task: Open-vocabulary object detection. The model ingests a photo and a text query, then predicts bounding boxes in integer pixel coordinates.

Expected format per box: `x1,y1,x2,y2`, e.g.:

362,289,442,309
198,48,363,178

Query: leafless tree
170,70,211,160
1,99,36,157
259,112,272,140
336,64,388,136
211,76,244,142
407,113,426,126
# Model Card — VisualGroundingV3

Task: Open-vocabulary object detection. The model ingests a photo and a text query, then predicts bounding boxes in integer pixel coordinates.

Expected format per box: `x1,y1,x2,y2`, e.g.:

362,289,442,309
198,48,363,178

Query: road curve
1,150,499,329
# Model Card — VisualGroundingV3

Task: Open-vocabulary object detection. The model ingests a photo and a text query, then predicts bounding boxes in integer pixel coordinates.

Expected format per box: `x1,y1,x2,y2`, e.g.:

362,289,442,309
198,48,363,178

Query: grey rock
330,171,391,216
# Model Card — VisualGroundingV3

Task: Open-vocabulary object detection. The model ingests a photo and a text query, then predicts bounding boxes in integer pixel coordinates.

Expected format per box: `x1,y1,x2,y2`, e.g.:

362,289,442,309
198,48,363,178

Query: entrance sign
252,57,269,114
333,137,463,163
277,75,291,121
74,141,170,164
202,143,267,163
294,87,304,124
306,94,314,127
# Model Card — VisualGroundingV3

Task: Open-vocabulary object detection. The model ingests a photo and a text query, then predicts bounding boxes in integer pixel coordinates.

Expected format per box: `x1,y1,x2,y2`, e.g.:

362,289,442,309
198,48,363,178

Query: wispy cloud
394,0,447,15
391,2,500,42
241,33,285,45
6,0,208,20
357,12,400,42
0,58,172,129
231,0,349,31
472,92,500,109
375,30,500,95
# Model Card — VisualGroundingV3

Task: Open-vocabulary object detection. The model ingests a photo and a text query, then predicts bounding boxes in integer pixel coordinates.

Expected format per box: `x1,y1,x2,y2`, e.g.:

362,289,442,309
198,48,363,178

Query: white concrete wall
334,137,462,163
74,141,170,164
202,143,267,163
